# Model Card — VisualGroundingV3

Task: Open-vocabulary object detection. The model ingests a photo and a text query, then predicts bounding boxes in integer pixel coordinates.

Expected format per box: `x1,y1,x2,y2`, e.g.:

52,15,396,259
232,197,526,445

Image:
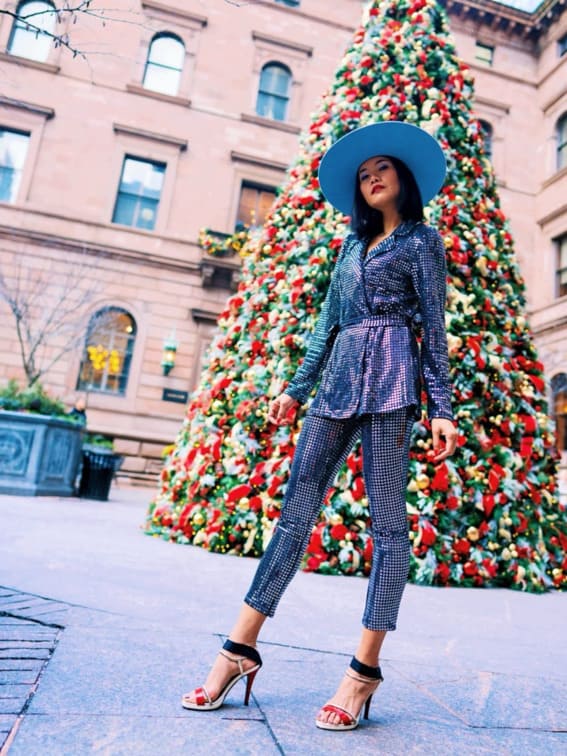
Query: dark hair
350,156,424,240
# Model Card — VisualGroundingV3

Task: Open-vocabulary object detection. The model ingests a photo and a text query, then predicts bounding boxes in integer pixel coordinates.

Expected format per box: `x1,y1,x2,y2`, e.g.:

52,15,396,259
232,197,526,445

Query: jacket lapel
363,220,415,264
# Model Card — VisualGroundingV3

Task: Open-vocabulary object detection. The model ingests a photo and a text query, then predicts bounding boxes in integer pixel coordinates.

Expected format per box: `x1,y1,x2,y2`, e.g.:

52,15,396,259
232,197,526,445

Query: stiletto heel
182,639,262,711
363,693,373,720
243,668,258,706
316,656,383,731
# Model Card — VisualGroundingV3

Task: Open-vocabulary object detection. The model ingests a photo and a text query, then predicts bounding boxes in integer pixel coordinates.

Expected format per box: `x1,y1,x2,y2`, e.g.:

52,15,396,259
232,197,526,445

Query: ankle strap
350,656,383,681
223,639,262,666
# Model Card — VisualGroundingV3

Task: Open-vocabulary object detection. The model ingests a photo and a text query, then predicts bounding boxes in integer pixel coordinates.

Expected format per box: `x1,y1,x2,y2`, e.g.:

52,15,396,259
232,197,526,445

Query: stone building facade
0,0,566,483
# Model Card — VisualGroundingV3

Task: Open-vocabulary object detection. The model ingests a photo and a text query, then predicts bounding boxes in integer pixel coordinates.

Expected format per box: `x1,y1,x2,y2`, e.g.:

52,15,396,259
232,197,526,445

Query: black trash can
78,448,123,501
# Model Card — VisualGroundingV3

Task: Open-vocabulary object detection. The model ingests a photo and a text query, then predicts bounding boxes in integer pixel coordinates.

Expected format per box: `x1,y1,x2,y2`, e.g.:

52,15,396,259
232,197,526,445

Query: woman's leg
318,408,414,725
185,413,361,703
243,413,360,618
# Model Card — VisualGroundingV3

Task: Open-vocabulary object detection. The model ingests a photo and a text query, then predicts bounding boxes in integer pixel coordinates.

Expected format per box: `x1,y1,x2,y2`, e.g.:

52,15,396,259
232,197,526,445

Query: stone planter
0,411,84,496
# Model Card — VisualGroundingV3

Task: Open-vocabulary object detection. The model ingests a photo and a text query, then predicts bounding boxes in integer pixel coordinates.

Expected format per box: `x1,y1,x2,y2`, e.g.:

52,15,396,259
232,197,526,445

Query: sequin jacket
285,220,454,420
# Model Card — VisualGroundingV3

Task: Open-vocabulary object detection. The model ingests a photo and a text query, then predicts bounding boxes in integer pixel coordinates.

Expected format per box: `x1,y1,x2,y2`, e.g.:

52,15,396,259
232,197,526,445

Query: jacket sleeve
410,228,454,421
285,237,350,404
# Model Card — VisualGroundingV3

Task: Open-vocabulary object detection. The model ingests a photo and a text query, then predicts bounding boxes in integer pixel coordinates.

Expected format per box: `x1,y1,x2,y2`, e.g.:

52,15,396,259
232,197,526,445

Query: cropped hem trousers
244,407,414,632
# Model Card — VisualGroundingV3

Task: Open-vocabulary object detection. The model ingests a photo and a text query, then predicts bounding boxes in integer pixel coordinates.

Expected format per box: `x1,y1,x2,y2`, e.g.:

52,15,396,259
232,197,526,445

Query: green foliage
83,433,114,450
0,380,69,418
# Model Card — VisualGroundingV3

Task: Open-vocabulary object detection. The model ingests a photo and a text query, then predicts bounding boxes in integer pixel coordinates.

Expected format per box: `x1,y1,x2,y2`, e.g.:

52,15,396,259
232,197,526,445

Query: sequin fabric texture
244,409,414,630
285,220,454,420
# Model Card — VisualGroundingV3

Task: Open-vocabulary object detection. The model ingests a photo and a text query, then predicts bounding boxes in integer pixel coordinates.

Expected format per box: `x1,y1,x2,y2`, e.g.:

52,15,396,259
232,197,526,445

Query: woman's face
358,155,400,212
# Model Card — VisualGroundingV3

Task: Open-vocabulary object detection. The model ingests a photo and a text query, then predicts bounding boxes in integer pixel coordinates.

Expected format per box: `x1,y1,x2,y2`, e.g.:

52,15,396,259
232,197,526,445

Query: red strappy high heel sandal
181,640,262,711
315,656,383,731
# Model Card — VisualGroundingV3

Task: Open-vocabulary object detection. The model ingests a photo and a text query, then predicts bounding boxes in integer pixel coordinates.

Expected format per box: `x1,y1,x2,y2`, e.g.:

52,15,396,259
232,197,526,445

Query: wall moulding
141,1,207,28
112,123,188,151
230,150,288,172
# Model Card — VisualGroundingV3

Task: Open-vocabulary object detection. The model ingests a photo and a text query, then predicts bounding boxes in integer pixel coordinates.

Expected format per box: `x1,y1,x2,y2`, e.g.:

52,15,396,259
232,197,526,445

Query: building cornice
191,307,221,324
442,0,566,40
141,1,207,27
240,112,301,134
112,123,188,151
0,224,199,275
252,30,313,57
230,150,288,172
537,195,567,225
248,0,354,32
0,95,54,119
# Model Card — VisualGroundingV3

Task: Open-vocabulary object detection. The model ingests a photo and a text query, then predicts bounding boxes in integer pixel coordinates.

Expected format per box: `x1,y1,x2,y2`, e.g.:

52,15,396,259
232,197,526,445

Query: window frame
475,41,494,66
556,113,567,172
556,234,567,298
132,7,207,104
76,307,137,396
111,155,167,232
551,372,567,452
0,127,31,204
255,61,292,122
235,181,277,230
7,0,57,63
142,32,185,97
0,101,52,204
478,119,493,161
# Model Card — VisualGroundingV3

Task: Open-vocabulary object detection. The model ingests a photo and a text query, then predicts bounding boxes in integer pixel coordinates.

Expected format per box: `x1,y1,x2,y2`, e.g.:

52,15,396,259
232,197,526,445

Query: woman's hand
430,418,458,462
268,393,299,425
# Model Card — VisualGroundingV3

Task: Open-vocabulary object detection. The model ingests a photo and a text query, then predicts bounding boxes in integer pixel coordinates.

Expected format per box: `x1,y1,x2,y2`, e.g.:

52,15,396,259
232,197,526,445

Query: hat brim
318,121,446,216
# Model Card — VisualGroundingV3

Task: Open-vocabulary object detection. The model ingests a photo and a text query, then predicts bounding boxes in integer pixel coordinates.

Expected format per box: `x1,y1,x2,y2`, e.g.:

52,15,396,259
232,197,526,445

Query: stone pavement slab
0,487,566,755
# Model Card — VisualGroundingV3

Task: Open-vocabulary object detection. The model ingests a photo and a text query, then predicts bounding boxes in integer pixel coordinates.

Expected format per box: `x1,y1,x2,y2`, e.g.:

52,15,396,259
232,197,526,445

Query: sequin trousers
244,408,414,631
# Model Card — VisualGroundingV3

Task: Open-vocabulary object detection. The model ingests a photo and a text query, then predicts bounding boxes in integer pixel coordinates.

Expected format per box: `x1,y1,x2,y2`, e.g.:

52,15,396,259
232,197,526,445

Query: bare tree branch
0,249,103,387
0,2,158,61
0,3,98,60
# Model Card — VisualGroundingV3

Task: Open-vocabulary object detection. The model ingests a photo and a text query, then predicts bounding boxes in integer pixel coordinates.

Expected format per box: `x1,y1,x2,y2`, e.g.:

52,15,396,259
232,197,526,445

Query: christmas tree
146,0,567,592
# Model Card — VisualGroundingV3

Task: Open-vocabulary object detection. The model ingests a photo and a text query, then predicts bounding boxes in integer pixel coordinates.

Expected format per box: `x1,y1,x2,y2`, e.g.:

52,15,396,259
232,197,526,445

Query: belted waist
340,313,411,329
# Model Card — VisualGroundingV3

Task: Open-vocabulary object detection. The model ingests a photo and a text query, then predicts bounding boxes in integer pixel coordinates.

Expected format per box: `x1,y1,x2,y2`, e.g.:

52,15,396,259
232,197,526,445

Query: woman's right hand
268,393,299,425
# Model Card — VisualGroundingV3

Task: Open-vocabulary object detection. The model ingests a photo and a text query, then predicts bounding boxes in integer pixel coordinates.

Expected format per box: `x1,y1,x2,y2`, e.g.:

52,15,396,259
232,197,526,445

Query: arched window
479,119,493,160
552,373,567,452
76,308,137,395
557,113,567,171
256,62,291,122
143,33,185,96
8,0,56,63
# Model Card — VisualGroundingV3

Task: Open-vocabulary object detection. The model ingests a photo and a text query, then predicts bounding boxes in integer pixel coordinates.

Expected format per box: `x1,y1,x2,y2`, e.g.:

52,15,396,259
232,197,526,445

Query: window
142,33,185,96
479,120,493,160
475,41,494,66
557,235,567,297
275,0,300,5
112,156,165,231
8,0,56,63
77,308,136,395
559,33,567,57
0,129,30,203
236,183,276,228
256,62,291,122
552,373,567,451
557,113,567,171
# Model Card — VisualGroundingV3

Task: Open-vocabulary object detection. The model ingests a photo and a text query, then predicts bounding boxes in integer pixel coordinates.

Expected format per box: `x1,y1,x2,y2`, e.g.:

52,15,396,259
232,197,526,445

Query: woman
182,121,458,731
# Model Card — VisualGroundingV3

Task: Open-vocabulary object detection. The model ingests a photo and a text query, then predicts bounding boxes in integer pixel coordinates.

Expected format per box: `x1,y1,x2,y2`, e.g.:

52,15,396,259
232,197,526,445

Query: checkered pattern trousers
244,408,414,631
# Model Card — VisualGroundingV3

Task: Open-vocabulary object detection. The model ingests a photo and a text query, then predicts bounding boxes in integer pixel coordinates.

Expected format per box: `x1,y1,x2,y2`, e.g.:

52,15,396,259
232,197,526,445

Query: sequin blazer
285,220,454,420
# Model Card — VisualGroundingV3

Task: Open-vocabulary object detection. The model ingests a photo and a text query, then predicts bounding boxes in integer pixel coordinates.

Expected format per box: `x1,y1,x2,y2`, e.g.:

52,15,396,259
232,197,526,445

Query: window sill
0,51,59,74
241,112,301,134
126,83,191,108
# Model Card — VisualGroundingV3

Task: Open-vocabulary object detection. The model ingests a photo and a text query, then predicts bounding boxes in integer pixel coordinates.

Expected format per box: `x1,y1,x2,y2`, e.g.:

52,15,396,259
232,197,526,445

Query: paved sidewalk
0,485,566,755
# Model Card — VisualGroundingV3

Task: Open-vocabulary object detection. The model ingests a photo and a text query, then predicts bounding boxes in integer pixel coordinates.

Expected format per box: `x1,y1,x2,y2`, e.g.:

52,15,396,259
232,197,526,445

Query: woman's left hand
430,418,458,462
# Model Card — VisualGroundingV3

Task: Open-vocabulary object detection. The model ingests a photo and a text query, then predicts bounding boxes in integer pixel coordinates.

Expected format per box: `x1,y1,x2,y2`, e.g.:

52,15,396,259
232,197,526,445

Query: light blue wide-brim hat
318,121,447,216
